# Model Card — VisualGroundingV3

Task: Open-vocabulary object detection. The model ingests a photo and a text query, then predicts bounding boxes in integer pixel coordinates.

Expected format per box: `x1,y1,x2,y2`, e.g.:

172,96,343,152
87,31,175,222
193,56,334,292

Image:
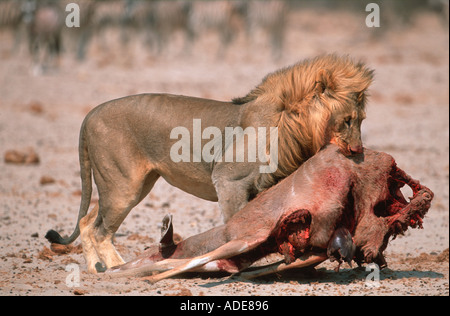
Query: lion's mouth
329,138,362,156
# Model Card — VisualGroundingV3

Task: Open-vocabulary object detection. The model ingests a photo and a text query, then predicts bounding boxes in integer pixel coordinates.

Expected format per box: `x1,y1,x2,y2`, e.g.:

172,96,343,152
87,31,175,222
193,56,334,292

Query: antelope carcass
106,144,433,282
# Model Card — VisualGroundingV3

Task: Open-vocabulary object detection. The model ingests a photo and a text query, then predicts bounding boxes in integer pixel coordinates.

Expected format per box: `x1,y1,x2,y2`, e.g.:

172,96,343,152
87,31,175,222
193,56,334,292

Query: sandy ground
0,7,449,296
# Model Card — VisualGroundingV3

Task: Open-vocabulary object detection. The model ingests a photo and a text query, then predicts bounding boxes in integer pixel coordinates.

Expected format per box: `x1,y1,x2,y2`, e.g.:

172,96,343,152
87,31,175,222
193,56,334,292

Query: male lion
46,54,374,273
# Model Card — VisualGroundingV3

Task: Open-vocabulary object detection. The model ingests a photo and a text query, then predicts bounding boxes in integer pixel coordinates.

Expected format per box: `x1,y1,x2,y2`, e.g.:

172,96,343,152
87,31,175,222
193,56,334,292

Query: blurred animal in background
0,0,35,53
187,0,244,58
245,0,287,60
1,0,448,67
428,0,449,26
61,0,96,61
26,0,63,75
145,0,191,55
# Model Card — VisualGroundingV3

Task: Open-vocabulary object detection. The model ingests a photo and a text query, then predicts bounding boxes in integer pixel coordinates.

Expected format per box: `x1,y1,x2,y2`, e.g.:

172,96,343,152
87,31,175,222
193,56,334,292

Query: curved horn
160,214,174,249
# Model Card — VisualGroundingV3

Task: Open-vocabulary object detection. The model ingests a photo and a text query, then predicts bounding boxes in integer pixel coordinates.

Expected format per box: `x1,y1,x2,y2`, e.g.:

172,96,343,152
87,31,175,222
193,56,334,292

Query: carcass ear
315,69,336,95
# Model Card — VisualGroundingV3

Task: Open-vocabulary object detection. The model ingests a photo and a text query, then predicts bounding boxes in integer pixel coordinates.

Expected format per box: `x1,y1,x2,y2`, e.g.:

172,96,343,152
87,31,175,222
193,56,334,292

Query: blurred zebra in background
61,0,95,60
245,0,287,60
73,0,190,57
2,0,448,66
1,0,290,63
144,0,191,55
62,0,145,60
187,0,245,57
0,0,63,73
27,0,63,74
0,0,35,53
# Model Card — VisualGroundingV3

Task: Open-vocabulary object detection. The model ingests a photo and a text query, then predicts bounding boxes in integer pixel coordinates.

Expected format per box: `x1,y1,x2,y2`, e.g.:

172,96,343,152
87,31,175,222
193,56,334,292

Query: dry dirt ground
0,8,448,296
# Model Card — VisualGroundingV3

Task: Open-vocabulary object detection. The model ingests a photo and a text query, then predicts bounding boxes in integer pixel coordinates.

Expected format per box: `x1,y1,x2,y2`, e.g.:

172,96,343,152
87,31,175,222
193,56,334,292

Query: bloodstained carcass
106,144,433,282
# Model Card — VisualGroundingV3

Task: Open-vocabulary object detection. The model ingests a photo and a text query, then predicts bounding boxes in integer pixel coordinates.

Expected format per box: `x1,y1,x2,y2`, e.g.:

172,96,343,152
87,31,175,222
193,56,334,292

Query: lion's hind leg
79,204,102,273
90,168,160,271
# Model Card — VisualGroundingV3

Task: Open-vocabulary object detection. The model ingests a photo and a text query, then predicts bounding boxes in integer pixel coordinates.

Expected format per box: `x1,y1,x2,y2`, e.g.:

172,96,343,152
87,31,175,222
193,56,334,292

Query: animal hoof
327,227,356,268
95,262,107,273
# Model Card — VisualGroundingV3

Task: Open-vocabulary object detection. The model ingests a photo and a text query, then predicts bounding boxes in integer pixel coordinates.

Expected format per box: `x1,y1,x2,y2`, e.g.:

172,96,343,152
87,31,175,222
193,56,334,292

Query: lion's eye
344,117,351,128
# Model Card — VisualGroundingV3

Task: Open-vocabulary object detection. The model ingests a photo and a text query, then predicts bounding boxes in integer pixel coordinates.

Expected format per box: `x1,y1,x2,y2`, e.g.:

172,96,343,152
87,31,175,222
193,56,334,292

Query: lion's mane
233,54,374,191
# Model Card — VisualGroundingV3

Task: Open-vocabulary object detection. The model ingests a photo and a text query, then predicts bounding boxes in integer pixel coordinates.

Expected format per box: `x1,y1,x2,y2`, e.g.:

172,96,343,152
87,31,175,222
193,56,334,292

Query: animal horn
160,214,174,249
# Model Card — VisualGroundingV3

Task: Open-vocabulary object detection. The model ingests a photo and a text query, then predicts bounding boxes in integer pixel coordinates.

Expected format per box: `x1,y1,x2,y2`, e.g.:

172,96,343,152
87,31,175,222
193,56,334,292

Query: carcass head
351,158,433,268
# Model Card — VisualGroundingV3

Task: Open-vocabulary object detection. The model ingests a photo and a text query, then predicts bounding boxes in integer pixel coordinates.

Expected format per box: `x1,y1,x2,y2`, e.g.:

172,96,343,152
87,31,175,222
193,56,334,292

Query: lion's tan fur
234,55,374,190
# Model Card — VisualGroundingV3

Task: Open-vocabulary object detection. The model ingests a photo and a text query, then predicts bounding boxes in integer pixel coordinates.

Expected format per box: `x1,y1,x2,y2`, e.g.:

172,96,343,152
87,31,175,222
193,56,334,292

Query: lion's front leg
215,180,251,223
212,165,260,222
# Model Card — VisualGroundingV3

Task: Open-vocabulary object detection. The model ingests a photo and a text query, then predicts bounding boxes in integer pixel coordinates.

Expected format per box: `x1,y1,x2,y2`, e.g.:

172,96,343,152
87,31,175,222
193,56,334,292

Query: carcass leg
106,258,193,278
239,253,327,279
147,238,261,283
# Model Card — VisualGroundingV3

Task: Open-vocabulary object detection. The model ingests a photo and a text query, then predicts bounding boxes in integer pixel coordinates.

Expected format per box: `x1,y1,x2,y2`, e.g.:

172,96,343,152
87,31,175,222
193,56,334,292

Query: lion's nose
349,144,363,155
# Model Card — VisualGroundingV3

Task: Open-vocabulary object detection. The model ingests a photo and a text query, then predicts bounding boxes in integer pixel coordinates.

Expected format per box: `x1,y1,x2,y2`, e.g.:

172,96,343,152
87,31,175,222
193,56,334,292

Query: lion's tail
45,118,92,245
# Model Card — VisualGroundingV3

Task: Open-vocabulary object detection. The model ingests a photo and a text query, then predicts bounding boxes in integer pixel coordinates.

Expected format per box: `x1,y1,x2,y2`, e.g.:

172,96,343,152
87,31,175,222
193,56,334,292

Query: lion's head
233,54,374,190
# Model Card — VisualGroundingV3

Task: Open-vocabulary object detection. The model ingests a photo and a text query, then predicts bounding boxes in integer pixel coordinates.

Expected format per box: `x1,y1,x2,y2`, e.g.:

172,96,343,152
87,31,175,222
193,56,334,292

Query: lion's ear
315,69,336,95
